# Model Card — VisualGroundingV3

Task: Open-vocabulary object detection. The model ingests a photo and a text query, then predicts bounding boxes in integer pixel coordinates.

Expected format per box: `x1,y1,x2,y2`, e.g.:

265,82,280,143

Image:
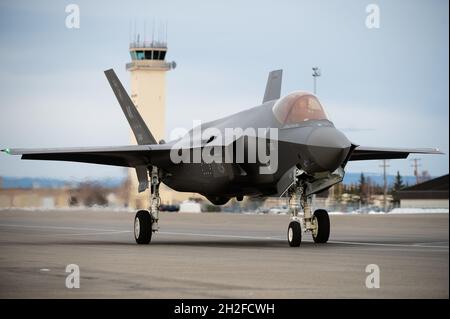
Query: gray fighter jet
2,69,442,246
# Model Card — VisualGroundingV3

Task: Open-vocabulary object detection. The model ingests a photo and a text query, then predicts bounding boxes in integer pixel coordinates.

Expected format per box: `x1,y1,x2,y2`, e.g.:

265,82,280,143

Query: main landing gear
134,167,161,245
287,170,330,247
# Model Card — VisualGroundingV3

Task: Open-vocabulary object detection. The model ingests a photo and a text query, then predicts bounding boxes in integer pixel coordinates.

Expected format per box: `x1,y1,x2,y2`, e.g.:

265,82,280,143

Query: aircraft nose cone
306,127,351,172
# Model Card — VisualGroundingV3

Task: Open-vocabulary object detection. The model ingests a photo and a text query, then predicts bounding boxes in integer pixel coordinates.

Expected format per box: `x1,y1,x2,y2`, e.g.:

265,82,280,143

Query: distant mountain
0,176,126,189
0,173,425,189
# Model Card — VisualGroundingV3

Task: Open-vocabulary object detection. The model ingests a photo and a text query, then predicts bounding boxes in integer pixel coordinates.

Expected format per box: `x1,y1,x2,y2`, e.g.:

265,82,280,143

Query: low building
397,174,449,209
0,182,130,209
0,188,71,209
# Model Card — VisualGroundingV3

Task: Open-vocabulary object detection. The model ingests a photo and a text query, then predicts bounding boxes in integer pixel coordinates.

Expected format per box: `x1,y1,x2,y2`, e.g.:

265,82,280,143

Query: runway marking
412,241,449,246
160,231,280,241
0,223,447,249
0,223,132,237
0,223,125,232
327,240,449,249
52,230,132,237
161,231,449,249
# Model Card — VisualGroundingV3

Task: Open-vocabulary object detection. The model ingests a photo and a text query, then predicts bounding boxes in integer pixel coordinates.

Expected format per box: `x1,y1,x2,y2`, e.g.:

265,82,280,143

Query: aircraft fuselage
158,102,352,202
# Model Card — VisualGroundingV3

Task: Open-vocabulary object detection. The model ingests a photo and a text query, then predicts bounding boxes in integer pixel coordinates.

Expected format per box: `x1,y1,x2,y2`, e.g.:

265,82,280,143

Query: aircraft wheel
287,221,302,247
134,210,153,244
312,209,330,243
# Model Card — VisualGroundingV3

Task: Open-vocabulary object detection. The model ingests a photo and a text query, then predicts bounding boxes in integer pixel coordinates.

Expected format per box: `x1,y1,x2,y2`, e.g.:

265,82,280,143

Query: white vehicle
269,206,288,215
179,200,202,213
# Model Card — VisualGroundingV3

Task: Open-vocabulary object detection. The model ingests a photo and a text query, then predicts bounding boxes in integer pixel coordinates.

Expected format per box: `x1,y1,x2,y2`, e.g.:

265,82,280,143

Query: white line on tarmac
160,231,449,249
327,239,448,249
412,241,449,246
0,223,124,232
52,230,132,236
0,223,447,249
160,231,280,241
0,223,132,237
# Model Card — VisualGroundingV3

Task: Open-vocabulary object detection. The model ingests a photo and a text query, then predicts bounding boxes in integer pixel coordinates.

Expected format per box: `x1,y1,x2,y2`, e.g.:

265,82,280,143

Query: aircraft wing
349,146,443,161
2,144,171,168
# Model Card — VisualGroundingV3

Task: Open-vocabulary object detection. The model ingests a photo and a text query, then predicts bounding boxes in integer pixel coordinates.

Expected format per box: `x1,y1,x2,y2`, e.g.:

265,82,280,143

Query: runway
0,210,448,298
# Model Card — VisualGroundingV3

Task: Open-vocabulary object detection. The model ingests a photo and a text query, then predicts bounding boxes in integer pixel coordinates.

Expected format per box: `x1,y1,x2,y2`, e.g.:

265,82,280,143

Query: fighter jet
2,69,442,246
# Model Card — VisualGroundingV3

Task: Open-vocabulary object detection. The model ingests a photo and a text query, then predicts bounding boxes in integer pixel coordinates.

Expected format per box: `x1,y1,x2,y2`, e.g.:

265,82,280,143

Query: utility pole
379,160,390,212
312,67,321,95
410,158,421,184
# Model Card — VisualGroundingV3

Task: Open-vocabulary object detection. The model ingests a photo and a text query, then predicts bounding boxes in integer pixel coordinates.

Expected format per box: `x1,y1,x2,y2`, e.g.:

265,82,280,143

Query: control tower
126,38,175,208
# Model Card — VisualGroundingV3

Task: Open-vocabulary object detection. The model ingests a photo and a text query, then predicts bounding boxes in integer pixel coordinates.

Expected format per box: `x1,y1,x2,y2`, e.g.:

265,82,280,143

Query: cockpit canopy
272,91,328,125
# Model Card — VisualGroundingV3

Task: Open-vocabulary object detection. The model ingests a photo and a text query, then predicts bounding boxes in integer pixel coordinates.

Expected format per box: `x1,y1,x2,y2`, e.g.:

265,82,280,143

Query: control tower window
135,51,145,60
130,49,166,61
272,91,328,125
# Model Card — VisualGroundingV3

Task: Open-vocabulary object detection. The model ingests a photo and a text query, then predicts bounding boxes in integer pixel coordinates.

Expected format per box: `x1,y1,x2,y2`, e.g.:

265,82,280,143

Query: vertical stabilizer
263,69,283,103
104,69,157,145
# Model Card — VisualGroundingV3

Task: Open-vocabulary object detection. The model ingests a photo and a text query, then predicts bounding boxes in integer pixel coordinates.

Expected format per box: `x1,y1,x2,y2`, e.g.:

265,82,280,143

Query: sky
0,0,448,181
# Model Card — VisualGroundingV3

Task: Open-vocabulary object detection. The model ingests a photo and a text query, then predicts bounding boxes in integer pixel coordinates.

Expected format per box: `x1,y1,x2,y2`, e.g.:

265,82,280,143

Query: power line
410,158,421,184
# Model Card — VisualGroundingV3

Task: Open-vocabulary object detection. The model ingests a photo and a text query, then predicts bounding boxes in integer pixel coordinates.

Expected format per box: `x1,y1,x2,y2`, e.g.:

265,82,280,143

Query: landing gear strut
134,166,161,245
286,169,330,247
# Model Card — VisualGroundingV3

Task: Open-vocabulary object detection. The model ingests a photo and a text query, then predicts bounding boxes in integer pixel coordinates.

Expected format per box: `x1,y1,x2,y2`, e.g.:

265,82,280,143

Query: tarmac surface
0,210,448,298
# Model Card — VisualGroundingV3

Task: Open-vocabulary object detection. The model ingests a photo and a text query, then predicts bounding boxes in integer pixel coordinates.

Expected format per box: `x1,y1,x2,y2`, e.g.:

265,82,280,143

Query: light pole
311,67,321,207
312,67,321,95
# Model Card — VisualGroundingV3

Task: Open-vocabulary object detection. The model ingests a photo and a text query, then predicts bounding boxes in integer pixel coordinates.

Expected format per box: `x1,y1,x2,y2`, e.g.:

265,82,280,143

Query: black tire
312,209,330,243
134,210,153,244
287,221,302,247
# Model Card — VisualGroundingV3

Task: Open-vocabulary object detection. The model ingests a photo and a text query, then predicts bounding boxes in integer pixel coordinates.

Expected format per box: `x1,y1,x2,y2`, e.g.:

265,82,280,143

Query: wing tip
1,148,11,154
418,147,444,155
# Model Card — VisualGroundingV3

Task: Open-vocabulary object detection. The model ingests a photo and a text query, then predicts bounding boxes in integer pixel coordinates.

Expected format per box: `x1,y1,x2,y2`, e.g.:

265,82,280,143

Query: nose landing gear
287,169,330,247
